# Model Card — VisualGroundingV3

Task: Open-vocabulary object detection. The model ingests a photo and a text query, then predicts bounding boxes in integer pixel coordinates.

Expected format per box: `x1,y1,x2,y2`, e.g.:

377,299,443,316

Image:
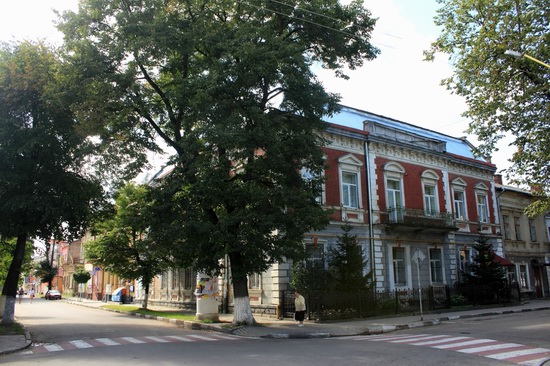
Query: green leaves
0,41,104,241
428,0,549,214
85,183,172,285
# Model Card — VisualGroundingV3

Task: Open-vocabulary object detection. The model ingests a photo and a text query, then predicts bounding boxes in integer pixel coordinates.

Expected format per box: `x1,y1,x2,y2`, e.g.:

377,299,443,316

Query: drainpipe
364,140,376,289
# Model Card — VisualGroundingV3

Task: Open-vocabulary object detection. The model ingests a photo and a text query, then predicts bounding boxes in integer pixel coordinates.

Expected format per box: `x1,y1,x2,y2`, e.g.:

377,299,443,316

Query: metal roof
324,105,483,160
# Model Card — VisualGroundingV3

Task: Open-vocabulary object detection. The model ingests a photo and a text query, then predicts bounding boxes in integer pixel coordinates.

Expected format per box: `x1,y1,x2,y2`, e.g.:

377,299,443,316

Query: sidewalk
2,298,550,356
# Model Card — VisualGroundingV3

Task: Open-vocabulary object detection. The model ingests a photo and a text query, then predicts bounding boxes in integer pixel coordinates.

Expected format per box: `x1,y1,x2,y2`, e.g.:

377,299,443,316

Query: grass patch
101,305,197,321
0,322,25,336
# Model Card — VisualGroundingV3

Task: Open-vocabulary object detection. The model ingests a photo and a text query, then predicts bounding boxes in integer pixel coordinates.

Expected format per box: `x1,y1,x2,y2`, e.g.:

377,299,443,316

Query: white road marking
330,334,550,365
120,336,146,344
69,340,94,349
95,338,121,346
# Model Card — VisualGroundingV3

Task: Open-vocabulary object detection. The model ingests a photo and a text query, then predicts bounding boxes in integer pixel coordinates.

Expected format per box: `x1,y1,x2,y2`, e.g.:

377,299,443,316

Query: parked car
45,290,62,300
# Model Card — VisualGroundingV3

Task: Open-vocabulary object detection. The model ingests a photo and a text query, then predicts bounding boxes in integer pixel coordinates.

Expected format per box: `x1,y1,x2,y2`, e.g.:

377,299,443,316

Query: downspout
364,140,376,289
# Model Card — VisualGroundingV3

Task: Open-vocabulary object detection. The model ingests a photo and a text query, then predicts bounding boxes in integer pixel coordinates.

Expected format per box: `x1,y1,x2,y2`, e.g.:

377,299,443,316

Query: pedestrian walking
29,288,35,303
294,290,306,326
18,288,24,304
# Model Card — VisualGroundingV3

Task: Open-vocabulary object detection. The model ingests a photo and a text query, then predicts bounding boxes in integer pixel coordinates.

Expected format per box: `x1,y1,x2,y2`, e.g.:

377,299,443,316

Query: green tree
327,223,371,292
291,249,328,294
59,0,378,324
0,237,32,294
426,0,549,215
34,260,59,291
85,183,172,309
0,41,104,324
73,268,91,298
463,232,507,302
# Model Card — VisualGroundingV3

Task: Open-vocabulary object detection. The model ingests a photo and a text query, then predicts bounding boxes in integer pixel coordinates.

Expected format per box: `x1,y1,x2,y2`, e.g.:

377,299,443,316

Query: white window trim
517,263,531,290
304,238,328,270
451,178,468,221
300,167,326,205
338,154,363,222
341,171,359,208
248,273,261,290
475,183,490,224
428,247,446,284
388,244,412,290
383,163,406,220
422,170,440,215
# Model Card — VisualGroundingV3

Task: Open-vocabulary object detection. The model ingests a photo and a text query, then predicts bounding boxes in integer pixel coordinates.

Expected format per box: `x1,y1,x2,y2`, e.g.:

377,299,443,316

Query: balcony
379,207,458,232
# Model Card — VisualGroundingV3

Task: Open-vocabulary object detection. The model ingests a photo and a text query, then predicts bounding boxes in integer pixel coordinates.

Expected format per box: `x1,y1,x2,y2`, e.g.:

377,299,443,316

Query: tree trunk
1,234,27,325
142,281,149,310
229,252,255,325
0,296,6,319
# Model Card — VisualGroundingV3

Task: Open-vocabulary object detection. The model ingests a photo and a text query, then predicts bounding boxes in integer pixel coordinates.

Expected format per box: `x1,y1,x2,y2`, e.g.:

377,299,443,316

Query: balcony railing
380,207,457,230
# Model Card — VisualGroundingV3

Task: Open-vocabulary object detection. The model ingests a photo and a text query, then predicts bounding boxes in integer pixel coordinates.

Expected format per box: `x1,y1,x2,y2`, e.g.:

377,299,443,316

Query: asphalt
2,298,550,357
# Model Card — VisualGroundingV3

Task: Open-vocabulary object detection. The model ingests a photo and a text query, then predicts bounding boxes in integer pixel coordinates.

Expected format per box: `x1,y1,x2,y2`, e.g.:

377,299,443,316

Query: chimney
494,174,503,185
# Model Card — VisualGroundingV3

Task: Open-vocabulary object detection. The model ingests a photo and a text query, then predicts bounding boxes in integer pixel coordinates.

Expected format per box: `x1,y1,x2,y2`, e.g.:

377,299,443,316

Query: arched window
421,170,440,215
383,162,405,221
451,178,467,220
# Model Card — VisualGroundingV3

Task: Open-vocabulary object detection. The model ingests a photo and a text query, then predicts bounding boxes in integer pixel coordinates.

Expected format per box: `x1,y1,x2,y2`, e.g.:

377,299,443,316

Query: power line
268,0,402,41
238,0,395,49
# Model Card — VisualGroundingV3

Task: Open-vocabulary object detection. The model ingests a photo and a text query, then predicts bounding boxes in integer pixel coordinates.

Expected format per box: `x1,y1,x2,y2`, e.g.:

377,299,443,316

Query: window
171,269,178,289
301,167,324,204
337,154,363,212
387,179,403,221
161,271,168,289
518,264,529,289
392,247,407,287
384,162,406,223
459,249,471,277
305,241,325,271
476,193,489,223
514,217,521,240
249,273,260,289
424,185,437,215
451,178,467,220
429,248,444,283
529,219,537,242
342,171,359,208
453,190,466,220
503,215,511,239
184,268,193,289
422,170,439,216
474,183,490,224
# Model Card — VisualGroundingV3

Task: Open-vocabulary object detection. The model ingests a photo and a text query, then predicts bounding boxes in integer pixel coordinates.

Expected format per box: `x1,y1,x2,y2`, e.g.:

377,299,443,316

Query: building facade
141,105,547,313
496,182,550,298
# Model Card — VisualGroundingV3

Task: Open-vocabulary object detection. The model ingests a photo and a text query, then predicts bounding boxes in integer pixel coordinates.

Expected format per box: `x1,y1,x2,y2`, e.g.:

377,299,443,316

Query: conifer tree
464,232,507,301
327,223,371,292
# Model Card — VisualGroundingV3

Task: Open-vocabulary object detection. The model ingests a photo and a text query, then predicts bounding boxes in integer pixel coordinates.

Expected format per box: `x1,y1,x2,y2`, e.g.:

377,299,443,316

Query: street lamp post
504,50,550,69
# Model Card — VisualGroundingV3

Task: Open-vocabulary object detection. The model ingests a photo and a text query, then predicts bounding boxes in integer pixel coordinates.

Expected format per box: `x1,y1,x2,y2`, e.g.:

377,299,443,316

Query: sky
0,0,514,178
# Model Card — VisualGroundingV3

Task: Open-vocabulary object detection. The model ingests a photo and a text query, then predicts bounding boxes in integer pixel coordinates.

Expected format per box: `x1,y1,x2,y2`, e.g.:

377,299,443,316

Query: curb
0,328,32,356
67,299,233,334
260,305,550,339
66,299,550,340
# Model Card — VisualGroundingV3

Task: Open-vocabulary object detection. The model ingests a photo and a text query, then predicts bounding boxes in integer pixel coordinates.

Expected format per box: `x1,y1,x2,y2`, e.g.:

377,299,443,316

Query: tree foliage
465,234,507,292
34,260,59,287
73,268,91,285
426,0,549,215
291,249,328,294
0,41,104,324
85,183,173,309
327,223,371,292
0,237,32,288
58,0,379,324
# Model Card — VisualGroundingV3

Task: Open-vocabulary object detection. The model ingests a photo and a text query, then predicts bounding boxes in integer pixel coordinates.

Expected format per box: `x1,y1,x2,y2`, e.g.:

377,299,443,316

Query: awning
494,254,514,267
111,287,125,295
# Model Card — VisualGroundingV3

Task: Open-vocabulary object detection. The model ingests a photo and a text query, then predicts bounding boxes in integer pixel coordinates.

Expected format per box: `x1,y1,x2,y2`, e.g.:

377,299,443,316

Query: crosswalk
330,334,550,365
22,333,242,354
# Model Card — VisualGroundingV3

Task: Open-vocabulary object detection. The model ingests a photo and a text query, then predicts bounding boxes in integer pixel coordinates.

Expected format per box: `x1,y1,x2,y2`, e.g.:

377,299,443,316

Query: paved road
4,298,550,365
